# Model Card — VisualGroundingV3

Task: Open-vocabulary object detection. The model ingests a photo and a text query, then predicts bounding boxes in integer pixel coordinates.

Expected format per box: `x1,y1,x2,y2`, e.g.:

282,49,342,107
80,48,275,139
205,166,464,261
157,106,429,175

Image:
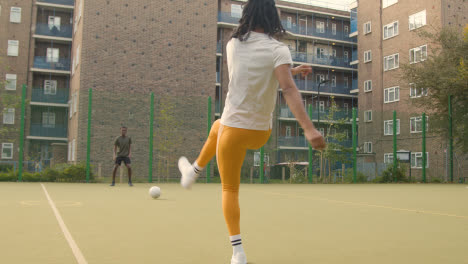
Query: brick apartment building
354,0,467,181
1,0,358,179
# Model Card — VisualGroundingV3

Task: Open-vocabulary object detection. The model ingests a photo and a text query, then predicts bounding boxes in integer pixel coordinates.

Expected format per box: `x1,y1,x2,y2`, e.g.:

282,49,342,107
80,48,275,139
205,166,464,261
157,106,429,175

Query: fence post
149,92,154,183
308,104,313,183
393,110,397,182
352,108,357,183
448,95,453,182
422,112,426,183
259,146,264,183
18,84,26,182
85,88,92,183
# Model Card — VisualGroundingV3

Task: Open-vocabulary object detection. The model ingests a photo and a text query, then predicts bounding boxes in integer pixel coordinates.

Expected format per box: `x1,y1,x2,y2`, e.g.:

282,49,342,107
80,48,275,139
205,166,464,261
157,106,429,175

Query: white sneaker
231,252,247,264
178,156,198,189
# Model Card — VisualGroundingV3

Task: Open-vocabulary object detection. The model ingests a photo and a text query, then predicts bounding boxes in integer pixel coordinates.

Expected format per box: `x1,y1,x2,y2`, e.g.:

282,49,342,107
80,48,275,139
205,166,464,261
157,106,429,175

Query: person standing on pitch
111,126,133,186
178,0,326,263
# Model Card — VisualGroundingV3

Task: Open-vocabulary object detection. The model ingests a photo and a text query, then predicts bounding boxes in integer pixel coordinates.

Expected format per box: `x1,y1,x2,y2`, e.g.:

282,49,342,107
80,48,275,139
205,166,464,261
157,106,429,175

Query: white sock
230,234,245,255
193,161,203,175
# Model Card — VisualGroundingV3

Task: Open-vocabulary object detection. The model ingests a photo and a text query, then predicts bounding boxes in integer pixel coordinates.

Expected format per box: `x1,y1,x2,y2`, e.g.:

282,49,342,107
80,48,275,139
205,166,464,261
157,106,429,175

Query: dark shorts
115,157,131,166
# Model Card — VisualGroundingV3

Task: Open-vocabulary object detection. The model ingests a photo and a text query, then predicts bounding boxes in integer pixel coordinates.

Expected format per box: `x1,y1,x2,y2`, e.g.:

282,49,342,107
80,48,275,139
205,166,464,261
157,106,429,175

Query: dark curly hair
231,0,286,41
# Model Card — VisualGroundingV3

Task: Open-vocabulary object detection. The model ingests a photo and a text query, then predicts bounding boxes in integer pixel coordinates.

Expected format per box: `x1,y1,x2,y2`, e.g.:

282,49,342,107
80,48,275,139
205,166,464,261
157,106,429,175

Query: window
344,78,349,88
364,110,372,122
383,21,399,39
3,108,15,124
5,74,17,90
315,101,325,112
384,53,399,71
316,74,325,84
287,17,292,29
48,16,61,30
409,10,426,30
364,21,371,34
409,45,427,63
384,153,393,164
364,80,372,92
44,80,57,95
411,152,429,168
344,25,349,35
343,103,349,115
382,0,398,8
410,83,428,98
364,142,372,153
1,143,13,159
318,128,325,136
316,21,325,33
42,112,56,128
364,50,372,63
410,116,428,133
344,51,349,62
285,126,291,138
332,49,337,57
384,86,400,103
7,40,19,56
47,48,59,63
10,7,21,23
316,48,326,59
384,119,400,135
332,23,336,35
331,75,336,87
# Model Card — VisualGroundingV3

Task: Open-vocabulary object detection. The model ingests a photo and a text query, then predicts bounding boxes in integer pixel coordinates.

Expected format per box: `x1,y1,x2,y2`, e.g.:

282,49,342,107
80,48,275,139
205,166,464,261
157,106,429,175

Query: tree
0,77,22,141
401,26,468,153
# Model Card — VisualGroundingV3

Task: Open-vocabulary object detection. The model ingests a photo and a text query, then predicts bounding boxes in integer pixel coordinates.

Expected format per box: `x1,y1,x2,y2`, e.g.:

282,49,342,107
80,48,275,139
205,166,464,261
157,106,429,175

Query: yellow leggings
196,120,271,236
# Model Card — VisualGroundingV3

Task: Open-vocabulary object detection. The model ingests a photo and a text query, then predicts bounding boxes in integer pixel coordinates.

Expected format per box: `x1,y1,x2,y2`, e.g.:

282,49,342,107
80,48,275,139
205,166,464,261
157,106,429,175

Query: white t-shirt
220,32,293,131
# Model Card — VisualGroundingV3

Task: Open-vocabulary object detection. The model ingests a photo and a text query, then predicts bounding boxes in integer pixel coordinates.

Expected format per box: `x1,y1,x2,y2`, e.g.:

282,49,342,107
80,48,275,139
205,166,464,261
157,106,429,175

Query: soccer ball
149,186,161,199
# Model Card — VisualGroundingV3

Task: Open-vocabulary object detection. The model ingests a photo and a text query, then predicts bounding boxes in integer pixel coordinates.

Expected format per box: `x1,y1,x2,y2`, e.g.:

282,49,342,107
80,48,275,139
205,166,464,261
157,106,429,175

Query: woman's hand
291,65,312,77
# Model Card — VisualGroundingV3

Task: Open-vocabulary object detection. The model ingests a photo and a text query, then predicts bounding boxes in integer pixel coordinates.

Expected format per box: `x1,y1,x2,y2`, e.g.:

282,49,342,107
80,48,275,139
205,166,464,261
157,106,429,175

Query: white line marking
41,184,88,264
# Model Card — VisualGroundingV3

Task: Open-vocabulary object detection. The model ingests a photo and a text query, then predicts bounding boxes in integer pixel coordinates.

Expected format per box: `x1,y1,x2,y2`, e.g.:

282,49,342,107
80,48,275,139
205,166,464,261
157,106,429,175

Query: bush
343,168,368,183
23,172,41,182
59,163,93,182
431,177,442,183
0,170,18,182
378,163,408,183
0,164,14,173
0,163,94,183
41,168,60,182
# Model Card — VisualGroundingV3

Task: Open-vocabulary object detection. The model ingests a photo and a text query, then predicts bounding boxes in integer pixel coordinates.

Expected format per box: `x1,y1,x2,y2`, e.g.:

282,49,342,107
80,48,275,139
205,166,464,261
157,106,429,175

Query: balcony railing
291,51,354,68
33,57,71,71
352,50,358,61
218,12,356,43
293,79,352,95
36,0,75,6
31,88,69,104
278,136,352,148
30,123,67,138
216,72,221,83
352,79,358,90
350,10,358,34
35,23,73,38
279,105,353,121
216,42,222,53
215,100,221,113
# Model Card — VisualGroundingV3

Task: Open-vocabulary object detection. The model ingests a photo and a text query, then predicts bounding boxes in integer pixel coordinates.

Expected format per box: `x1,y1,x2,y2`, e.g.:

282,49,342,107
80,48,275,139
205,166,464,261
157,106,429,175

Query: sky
286,0,354,11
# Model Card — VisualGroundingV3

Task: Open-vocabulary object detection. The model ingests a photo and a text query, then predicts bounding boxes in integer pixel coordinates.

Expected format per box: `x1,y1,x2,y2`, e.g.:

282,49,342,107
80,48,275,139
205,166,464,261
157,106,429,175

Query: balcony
31,88,69,105
352,79,358,90
216,72,221,84
350,10,358,35
218,12,356,43
278,136,352,148
33,57,71,71
291,52,355,69
215,100,221,114
36,0,75,6
281,20,356,43
35,23,73,39
278,105,353,121
30,123,67,138
216,42,222,54
293,79,353,95
352,50,358,62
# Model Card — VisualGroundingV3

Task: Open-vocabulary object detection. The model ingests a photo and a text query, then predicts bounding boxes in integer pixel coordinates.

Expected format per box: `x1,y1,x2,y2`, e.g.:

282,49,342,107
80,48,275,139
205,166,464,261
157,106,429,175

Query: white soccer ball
149,186,161,199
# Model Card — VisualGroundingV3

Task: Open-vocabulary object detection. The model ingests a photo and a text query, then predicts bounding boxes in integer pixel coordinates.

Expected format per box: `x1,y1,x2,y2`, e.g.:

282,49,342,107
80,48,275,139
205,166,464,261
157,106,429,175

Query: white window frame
10,7,21,23
364,110,372,122
382,0,398,9
364,50,372,63
384,119,400,135
409,83,428,98
409,44,427,64
332,23,336,35
363,21,371,34
285,126,292,138
344,51,349,62
410,116,428,133
46,48,60,63
316,21,325,33
384,86,400,103
318,128,325,136
48,16,61,30
44,80,57,95
42,112,56,128
384,153,393,164
1,143,14,159
384,53,399,71
331,75,336,87
383,21,399,40
344,78,349,88
5,74,17,90
343,103,349,115
7,40,19,56
364,80,372,92
364,142,372,153
3,108,15,124
409,10,426,31
332,49,337,57
411,152,429,168
316,74,325,84
344,25,349,35
319,101,325,113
